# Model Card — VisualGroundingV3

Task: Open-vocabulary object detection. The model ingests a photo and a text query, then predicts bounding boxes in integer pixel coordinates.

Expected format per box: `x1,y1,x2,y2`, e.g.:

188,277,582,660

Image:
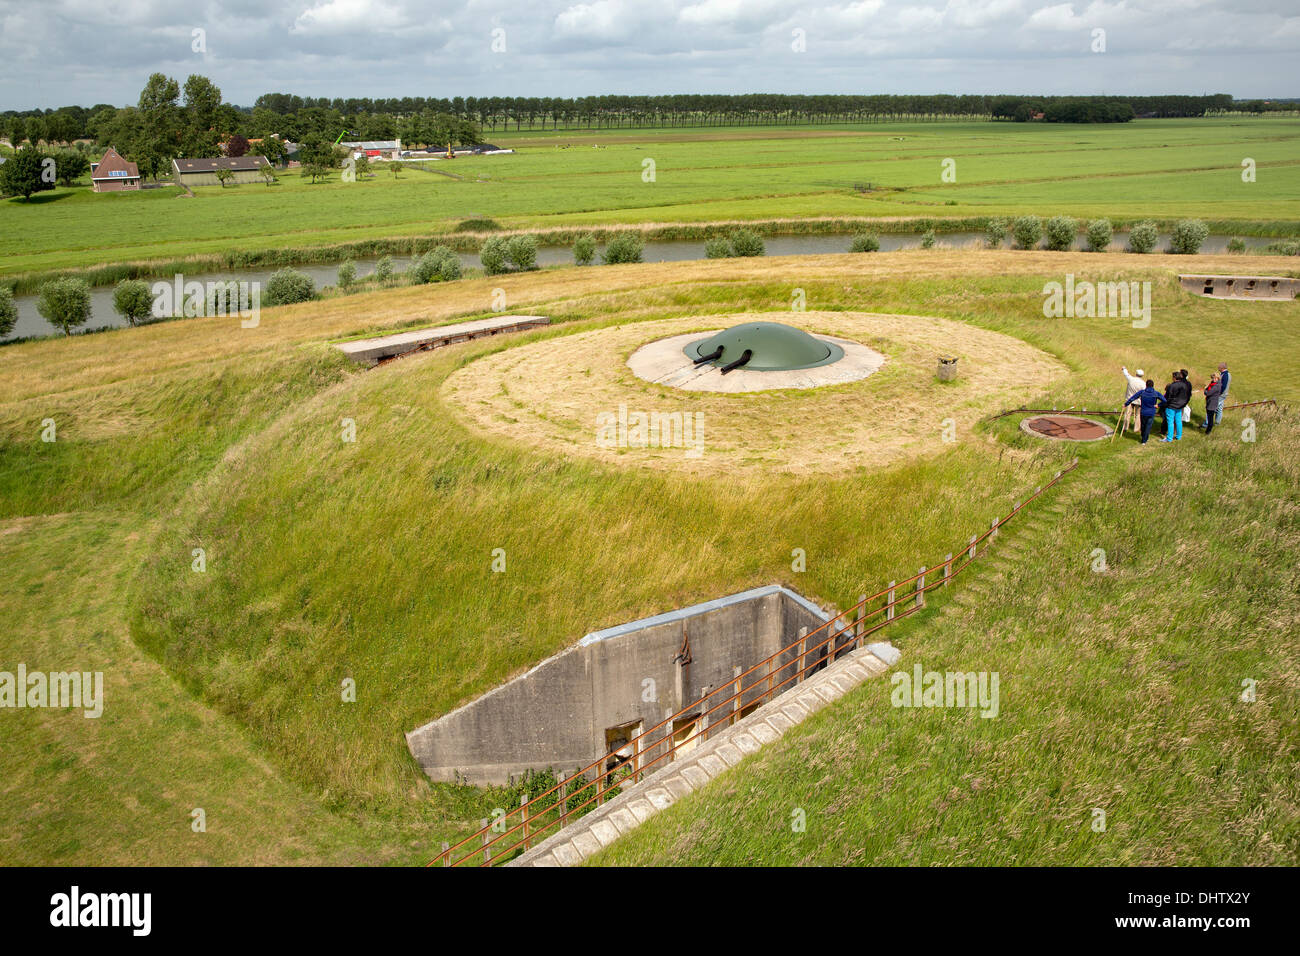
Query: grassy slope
591,415,1300,865
2,118,1297,277
2,251,1295,864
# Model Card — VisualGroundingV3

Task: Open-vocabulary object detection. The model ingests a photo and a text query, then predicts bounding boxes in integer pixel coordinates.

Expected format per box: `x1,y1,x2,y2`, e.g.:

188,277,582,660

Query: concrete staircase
510,640,901,866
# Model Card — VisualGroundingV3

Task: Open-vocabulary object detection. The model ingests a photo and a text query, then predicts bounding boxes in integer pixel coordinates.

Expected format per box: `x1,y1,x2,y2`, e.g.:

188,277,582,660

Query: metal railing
428,457,1081,867
993,398,1277,420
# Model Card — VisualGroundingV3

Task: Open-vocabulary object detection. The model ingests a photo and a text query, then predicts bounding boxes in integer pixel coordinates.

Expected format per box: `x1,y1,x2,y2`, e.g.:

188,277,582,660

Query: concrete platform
335,315,550,365
628,330,885,392
1179,274,1299,301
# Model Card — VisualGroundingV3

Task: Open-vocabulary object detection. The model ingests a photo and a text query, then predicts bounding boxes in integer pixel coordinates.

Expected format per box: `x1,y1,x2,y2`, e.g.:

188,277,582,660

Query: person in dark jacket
1125,379,1166,444
1203,373,1222,434
1161,371,1191,441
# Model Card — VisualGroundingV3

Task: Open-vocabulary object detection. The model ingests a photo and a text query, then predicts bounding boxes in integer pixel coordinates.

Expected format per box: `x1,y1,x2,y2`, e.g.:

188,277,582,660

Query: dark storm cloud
1,1,1296,109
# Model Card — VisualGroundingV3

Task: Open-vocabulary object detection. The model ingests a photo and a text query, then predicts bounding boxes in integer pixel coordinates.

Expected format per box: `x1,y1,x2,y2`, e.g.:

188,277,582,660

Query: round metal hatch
684,321,845,371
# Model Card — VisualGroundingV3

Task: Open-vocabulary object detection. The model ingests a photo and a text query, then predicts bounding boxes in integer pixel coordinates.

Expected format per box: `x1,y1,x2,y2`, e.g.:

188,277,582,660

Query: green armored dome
685,322,844,372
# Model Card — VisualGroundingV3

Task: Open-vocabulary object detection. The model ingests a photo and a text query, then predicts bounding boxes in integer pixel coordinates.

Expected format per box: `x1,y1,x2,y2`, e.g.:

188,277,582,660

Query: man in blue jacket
1124,379,1166,445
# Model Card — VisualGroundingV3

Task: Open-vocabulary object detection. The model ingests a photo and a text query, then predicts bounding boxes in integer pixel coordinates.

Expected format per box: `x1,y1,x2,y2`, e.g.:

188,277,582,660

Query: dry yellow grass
442,310,1068,474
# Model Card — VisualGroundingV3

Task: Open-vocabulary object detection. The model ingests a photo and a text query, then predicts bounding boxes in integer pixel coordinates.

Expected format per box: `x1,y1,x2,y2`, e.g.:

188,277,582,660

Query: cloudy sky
1,0,1297,110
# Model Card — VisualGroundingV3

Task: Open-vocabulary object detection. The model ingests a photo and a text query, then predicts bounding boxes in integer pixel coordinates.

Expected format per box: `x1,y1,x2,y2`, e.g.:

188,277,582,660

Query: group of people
1120,363,1231,444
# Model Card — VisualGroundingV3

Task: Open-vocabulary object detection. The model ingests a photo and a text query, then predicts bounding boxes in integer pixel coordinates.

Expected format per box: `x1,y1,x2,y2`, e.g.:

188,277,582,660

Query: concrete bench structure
335,315,550,365
1179,274,1299,301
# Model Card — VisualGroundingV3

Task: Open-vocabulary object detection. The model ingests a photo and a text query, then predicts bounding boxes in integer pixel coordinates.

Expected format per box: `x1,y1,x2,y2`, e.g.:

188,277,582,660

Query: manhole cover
1021,414,1111,441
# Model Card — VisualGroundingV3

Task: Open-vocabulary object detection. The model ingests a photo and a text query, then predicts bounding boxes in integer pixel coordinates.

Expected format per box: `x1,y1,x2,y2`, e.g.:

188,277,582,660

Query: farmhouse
341,139,401,160
90,147,141,192
172,155,271,187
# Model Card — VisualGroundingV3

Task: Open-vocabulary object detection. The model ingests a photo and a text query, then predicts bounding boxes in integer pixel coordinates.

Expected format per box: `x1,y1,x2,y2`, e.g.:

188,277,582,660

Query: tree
1012,216,1042,250
0,148,54,200
1044,216,1077,251
52,149,89,186
137,73,181,179
573,234,596,265
258,137,286,165
1127,221,1159,254
259,165,277,186
263,269,315,305
112,279,153,326
0,286,17,338
1169,219,1209,254
1085,219,1113,252
37,277,92,335
225,134,250,157
214,167,233,188
182,75,223,157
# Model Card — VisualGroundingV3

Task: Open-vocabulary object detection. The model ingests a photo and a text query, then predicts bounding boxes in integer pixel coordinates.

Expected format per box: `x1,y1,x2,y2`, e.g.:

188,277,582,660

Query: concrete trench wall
1180,274,1300,300
406,585,831,785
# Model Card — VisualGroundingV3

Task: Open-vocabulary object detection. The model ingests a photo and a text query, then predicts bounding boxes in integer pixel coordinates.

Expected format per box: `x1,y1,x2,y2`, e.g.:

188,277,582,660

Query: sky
1,0,1297,110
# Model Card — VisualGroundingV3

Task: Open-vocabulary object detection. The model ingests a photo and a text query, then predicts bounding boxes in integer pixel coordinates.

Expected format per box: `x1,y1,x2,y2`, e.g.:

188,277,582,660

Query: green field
2,118,1298,279
2,249,1296,865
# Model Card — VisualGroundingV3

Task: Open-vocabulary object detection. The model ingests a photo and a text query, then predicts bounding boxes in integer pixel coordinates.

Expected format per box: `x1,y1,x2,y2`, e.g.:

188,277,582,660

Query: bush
1044,216,1077,251
479,236,509,275
337,261,357,288
1226,237,1247,254
1169,219,1210,255
573,234,596,266
919,230,937,249
0,286,16,338
984,218,1008,248
849,233,880,253
409,247,461,284
505,234,539,272
1011,216,1042,250
1127,220,1159,254
36,277,92,335
1085,219,1113,252
728,228,764,257
112,279,154,326
602,231,644,265
455,218,501,232
703,237,731,259
374,255,394,281
1263,238,1300,256
263,268,315,306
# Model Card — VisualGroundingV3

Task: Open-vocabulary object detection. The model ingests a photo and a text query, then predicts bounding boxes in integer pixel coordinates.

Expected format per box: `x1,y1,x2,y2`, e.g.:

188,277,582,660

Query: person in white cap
1121,366,1145,434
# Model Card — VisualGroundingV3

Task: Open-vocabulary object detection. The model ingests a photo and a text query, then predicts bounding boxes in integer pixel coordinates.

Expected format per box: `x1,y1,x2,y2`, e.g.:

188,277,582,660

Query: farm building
341,139,401,160
172,155,272,186
90,147,142,192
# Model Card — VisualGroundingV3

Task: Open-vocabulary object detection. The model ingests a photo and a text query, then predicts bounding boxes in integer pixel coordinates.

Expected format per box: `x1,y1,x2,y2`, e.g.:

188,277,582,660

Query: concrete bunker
406,585,832,786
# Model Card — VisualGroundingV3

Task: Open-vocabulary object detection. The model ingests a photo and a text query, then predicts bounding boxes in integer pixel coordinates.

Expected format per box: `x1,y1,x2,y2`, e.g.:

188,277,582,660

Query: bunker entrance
407,585,831,786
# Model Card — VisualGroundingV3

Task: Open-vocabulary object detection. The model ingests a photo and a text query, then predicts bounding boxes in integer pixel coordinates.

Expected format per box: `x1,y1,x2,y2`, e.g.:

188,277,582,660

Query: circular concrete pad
1021,414,1112,441
630,331,884,392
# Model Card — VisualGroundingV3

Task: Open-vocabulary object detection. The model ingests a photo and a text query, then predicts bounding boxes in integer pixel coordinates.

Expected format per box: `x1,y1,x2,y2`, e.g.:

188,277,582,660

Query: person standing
1124,379,1165,445
1212,362,1231,428
1203,373,1222,435
1161,371,1190,442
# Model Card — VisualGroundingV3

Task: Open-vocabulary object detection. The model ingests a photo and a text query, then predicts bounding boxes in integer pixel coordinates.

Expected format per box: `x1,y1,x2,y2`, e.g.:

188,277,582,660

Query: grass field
2,117,1298,279
2,248,1296,864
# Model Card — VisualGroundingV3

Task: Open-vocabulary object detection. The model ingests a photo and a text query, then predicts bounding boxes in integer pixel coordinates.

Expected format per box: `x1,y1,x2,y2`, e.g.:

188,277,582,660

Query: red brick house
90,147,141,192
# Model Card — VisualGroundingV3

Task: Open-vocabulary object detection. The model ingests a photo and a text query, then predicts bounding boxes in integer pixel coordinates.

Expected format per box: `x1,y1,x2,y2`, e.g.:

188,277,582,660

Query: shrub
409,247,461,283
0,286,16,338
849,233,880,253
1226,237,1247,254
479,236,509,275
455,218,501,232
112,279,154,326
984,218,1008,248
1085,219,1113,252
1127,220,1159,254
1263,238,1300,256
573,234,597,266
505,234,539,272
1044,216,1077,251
1011,216,1042,250
602,231,644,265
728,228,765,257
337,261,357,289
1169,219,1210,255
703,237,731,259
374,255,394,281
263,268,315,306
919,230,937,249
36,277,92,335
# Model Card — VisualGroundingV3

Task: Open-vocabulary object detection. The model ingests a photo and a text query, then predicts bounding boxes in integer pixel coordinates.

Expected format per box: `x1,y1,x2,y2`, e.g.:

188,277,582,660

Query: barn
172,155,271,187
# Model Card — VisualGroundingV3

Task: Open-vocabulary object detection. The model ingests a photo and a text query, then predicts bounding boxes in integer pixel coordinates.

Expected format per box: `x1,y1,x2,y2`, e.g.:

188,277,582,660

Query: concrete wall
406,585,829,785
1180,274,1300,300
